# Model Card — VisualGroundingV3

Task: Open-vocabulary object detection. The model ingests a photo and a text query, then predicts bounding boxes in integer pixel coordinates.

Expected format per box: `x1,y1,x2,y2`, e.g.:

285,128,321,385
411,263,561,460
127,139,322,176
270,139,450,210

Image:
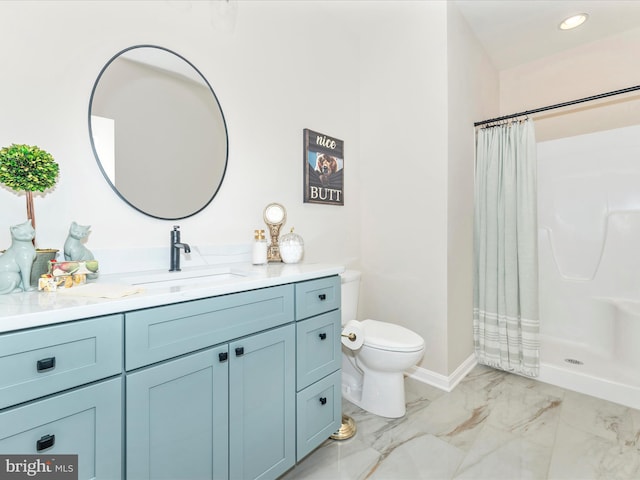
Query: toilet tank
340,270,361,324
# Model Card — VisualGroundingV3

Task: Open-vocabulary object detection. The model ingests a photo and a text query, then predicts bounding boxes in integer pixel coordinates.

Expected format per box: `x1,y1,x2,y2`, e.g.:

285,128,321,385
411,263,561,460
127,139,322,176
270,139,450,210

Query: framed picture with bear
303,128,344,206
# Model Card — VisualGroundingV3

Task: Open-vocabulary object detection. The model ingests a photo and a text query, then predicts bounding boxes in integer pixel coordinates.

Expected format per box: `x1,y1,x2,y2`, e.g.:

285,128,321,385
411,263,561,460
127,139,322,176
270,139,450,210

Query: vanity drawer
295,275,340,320
296,310,341,390
0,315,123,410
296,370,342,461
0,377,122,480
125,284,294,370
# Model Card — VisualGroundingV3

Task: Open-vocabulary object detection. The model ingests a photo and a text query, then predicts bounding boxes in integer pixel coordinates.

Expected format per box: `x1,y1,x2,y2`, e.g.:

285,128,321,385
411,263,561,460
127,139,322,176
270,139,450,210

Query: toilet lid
361,319,425,352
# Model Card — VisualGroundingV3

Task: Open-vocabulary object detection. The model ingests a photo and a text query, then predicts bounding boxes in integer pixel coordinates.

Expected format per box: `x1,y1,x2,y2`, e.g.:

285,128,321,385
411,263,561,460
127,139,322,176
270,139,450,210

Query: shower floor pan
538,334,640,410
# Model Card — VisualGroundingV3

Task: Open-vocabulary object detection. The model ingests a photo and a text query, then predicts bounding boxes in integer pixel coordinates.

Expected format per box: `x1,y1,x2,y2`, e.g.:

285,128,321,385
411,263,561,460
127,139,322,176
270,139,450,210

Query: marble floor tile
284,366,640,480
547,421,640,480
368,434,465,480
453,424,552,480
412,384,490,452
559,390,640,447
281,440,381,480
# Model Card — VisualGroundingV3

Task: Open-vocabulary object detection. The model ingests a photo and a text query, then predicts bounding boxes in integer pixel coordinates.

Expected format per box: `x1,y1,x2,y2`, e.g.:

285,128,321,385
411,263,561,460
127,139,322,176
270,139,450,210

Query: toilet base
341,364,408,418
359,370,408,418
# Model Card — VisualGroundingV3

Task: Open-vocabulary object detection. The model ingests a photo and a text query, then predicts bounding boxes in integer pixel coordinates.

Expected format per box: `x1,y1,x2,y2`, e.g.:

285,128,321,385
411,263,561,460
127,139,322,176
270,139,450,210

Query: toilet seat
361,319,424,352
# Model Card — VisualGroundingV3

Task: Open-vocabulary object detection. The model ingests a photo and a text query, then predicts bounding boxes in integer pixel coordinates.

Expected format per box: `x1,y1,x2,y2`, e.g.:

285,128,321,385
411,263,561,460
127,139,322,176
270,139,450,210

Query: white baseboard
406,353,477,392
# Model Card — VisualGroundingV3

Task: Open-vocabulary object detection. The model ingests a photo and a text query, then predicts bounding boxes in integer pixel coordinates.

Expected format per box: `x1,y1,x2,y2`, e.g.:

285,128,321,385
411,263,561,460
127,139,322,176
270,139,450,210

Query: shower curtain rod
474,84,640,127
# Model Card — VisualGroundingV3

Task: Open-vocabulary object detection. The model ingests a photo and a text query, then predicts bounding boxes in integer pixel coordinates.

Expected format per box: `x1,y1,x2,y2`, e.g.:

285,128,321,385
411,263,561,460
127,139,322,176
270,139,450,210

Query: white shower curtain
473,119,540,377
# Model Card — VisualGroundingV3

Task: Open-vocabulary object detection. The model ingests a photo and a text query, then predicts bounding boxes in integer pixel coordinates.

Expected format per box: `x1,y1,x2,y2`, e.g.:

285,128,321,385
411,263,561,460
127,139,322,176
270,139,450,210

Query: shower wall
537,123,640,407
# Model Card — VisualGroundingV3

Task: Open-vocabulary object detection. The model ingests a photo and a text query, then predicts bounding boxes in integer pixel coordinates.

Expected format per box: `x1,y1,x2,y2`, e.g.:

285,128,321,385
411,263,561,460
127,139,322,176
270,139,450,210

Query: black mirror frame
88,44,229,220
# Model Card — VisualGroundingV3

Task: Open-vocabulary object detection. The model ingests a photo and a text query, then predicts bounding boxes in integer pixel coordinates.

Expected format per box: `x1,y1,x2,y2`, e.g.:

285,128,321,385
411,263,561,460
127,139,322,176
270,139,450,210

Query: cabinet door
0,377,122,480
126,345,229,480
229,324,295,480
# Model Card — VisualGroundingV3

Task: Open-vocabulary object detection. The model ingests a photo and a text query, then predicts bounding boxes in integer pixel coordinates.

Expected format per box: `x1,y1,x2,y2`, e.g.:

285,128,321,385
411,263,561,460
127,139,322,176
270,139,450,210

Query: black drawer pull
235,347,244,357
318,294,327,301
319,333,327,340
37,357,56,372
218,352,228,362
36,434,55,451
319,397,327,405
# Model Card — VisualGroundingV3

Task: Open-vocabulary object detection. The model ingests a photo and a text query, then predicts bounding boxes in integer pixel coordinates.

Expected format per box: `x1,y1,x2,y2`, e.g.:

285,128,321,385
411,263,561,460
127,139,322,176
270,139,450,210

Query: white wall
0,1,496,379
357,1,450,374
0,0,361,268
446,2,499,373
500,26,640,141
356,1,497,376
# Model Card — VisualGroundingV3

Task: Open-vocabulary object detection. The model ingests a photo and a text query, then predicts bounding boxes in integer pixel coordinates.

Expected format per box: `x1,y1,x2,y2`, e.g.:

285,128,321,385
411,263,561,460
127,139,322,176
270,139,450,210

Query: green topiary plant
0,144,59,246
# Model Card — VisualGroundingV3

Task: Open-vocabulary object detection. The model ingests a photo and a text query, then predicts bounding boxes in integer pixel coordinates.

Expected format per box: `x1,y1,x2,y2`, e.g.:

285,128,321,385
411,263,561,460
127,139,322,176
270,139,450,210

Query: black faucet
169,225,191,272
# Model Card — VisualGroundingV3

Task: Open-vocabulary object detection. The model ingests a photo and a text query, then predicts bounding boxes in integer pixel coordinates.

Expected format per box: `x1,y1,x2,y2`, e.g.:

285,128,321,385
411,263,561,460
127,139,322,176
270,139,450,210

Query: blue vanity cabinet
0,272,342,480
124,284,296,480
126,325,296,480
294,276,342,460
0,315,124,479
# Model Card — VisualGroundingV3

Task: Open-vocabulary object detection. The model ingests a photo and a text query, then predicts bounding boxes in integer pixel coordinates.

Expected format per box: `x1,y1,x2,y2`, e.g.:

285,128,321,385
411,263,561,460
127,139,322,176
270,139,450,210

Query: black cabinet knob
235,347,244,357
318,294,327,301
36,434,55,451
218,352,228,362
319,333,327,340
319,397,327,405
37,357,56,372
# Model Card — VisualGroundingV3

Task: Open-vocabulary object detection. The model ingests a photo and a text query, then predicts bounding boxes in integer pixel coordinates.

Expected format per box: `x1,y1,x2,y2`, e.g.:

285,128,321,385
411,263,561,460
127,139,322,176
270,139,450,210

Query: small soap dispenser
252,229,267,265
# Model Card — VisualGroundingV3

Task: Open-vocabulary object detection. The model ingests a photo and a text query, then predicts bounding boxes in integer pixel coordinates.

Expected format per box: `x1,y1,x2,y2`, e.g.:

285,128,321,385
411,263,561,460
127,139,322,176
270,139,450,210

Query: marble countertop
0,262,344,334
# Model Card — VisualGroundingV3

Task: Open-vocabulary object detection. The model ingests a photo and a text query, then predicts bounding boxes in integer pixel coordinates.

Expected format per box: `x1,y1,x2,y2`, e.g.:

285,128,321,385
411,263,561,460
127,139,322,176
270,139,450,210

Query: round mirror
264,203,286,224
88,45,228,219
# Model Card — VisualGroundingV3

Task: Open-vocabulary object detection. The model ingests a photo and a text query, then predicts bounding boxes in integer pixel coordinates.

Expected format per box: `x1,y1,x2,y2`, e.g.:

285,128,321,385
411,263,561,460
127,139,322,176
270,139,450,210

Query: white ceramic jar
279,228,304,264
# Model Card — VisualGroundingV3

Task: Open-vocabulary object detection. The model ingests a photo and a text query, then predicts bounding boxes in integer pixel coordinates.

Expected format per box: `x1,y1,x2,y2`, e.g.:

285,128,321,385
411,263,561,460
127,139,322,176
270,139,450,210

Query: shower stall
536,123,640,409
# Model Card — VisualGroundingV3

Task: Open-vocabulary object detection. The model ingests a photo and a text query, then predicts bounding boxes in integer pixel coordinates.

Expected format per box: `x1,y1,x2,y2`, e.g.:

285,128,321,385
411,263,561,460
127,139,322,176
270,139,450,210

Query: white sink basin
125,266,252,288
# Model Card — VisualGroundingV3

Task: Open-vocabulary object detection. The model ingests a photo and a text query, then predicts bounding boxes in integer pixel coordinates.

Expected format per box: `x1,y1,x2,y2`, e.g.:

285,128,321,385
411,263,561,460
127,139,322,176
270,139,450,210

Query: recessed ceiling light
559,13,589,30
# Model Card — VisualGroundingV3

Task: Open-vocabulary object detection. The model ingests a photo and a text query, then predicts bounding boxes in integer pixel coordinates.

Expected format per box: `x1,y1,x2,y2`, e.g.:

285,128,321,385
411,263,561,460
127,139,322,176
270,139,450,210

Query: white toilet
340,270,425,418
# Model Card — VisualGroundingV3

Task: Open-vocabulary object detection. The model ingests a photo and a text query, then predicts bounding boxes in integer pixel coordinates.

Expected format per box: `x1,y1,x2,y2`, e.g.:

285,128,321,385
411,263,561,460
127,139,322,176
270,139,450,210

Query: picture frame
303,129,344,206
